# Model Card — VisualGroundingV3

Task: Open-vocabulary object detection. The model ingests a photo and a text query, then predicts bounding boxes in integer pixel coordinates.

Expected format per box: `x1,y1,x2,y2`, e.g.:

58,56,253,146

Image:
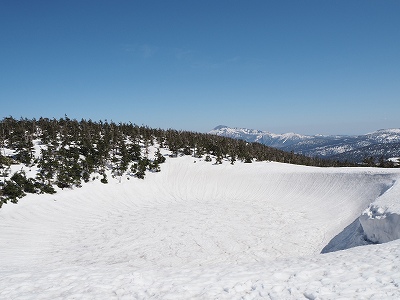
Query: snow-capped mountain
209,126,400,162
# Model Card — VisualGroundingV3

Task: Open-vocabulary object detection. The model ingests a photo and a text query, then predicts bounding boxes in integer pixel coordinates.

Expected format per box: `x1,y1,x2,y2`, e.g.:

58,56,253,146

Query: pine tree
2,180,26,203
154,148,166,164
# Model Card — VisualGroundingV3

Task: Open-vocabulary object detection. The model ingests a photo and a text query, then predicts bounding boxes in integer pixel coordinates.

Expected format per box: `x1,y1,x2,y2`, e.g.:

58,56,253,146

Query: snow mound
323,176,400,253
360,179,400,243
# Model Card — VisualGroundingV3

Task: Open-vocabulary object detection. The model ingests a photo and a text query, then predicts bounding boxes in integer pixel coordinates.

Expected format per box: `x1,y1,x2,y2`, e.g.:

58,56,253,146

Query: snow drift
360,179,400,243
321,177,400,253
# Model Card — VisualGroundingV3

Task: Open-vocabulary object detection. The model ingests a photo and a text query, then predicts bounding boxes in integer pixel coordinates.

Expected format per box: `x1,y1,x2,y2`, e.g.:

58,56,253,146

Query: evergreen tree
2,180,26,203
154,148,166,164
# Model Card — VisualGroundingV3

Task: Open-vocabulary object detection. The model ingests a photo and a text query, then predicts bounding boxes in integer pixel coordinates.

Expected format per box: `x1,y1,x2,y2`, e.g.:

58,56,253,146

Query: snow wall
359,180,400,244
322,177,400,253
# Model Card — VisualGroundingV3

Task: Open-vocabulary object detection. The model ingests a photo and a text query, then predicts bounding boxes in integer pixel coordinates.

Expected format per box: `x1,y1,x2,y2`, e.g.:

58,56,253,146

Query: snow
1,157,400,299
360,179,400,243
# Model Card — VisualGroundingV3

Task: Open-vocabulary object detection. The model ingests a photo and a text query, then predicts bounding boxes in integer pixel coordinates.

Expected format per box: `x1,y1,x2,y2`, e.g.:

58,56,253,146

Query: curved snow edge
359,179,400,244
359,206,400,243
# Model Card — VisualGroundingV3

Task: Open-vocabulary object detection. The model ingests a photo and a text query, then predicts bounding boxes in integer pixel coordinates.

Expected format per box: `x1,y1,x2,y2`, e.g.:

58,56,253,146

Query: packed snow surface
1,157,400,299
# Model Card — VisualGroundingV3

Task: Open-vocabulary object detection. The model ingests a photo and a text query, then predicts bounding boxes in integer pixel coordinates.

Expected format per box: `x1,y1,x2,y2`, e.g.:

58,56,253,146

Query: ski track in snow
1,157,400,299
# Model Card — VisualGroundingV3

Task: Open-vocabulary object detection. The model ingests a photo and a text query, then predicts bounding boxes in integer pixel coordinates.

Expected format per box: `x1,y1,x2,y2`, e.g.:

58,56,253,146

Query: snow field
1,156,400,299
1,240,400,299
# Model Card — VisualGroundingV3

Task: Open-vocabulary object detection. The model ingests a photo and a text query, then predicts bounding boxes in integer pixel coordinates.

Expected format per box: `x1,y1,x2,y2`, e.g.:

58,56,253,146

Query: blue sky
1,1,399,135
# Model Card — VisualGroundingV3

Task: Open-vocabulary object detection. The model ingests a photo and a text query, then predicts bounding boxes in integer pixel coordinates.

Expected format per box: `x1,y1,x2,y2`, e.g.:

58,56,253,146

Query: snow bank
360,179,400,243
323,175,400,252
321,218,370,253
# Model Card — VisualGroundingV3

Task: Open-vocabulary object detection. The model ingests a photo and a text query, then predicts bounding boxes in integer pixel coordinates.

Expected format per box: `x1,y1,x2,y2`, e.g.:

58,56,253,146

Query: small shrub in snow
100,173,108,184
244,156,253,163
40,183,56,194
2,180,26,203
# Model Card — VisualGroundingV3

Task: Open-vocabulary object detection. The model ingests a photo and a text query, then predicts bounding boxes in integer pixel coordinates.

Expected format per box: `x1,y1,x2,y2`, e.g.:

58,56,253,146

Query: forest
0,116,355,206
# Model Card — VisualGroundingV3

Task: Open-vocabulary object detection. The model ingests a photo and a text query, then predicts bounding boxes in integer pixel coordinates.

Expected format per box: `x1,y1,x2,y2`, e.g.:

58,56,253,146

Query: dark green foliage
2,180,26,203
244,156,253,163
0,154,13,167
10,171,28,187
149,160,160,172
36,147,57,185
10,171,38,194
194,147,204,158
82,170,90,183
1,116,377,209
100,173,108,184
183,146,192,155
135,158,149,179
40,183,56,194
24,178,37,193
154,148,166,164
230,155,236,165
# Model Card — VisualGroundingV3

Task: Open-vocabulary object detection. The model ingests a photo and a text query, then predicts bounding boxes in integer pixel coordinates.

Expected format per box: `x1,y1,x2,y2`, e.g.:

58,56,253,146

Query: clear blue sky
1,0,399,135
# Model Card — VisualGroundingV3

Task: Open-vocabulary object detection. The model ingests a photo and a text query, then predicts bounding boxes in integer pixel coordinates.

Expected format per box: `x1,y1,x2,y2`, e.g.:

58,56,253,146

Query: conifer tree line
0,116,354,206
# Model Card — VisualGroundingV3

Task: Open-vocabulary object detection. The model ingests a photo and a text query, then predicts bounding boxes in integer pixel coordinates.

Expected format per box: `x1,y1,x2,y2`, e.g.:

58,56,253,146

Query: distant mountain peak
213,125,229,130
210,125,400,163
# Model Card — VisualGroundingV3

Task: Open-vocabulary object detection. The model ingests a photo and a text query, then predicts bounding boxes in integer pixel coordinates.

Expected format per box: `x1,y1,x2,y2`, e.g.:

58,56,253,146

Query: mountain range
209,125,400,163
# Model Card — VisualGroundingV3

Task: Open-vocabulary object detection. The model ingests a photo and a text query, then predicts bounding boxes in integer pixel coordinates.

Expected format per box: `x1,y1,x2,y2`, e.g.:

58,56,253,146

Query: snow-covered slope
1,157,400,299
210,125,400,162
